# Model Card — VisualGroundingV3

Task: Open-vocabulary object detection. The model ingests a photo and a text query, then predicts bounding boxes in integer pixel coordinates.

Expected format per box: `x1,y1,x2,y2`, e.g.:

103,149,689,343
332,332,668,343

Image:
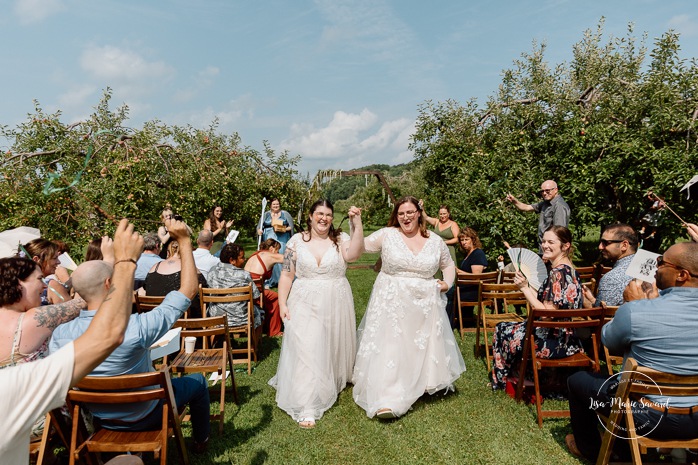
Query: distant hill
322,162,416,203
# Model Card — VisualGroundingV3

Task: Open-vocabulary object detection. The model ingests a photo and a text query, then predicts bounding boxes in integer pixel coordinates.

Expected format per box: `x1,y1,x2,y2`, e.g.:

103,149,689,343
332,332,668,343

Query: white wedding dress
352,228,466,417
269,233,356,421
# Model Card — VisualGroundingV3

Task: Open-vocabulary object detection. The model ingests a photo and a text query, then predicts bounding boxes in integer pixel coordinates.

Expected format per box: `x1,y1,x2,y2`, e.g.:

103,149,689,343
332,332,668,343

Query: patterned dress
491,264,583,389
352,228,466,417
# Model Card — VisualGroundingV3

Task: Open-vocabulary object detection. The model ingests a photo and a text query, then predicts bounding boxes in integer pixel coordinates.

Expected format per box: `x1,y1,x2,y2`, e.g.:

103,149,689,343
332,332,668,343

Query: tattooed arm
278,245,297,321
21,297,87,354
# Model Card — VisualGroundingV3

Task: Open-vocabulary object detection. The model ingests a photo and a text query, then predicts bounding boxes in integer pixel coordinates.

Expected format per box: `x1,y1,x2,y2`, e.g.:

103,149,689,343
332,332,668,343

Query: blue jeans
98,374,210,443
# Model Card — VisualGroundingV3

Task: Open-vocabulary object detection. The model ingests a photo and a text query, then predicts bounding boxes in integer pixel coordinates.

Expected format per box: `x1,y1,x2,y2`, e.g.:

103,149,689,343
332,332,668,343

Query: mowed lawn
173,246,586,465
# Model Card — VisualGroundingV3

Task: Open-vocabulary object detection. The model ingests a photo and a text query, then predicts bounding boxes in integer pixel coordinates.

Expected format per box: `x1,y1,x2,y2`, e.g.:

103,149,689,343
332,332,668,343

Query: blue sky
1,0,697,177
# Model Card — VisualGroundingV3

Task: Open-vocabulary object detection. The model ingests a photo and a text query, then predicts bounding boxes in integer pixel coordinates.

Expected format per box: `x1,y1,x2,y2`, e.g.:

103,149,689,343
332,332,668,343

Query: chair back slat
134,294,166,313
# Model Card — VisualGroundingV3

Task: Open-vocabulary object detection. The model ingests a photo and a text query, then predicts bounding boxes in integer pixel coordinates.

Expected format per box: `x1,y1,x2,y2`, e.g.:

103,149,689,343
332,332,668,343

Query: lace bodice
365,228,451,279
287,233,350,280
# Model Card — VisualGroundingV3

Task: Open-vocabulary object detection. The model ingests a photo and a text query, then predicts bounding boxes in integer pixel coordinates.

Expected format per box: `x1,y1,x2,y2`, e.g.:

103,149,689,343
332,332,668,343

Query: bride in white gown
353,196,466,419
269,200,364,428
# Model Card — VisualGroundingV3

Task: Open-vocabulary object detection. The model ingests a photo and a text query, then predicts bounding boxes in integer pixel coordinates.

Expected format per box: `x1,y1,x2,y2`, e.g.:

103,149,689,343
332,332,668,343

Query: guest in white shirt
193,230,220,279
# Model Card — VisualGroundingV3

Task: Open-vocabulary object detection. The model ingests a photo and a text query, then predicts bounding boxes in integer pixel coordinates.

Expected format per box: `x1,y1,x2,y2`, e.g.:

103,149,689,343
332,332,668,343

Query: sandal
376,408,396,419
298,417,315,429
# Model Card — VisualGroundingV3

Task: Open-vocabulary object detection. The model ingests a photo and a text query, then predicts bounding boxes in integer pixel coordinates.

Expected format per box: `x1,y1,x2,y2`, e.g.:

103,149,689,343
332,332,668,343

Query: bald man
49,220,212,453
506,180,571,251
566,242,698,461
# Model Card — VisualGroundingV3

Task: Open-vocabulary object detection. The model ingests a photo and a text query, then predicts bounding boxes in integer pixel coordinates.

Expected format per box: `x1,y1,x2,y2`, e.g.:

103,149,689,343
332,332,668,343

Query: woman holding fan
490,225,583,389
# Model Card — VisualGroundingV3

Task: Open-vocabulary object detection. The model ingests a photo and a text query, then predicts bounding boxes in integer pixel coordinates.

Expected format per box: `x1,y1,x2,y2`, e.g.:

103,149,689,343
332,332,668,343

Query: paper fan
507,247,548,291
226,229,240,244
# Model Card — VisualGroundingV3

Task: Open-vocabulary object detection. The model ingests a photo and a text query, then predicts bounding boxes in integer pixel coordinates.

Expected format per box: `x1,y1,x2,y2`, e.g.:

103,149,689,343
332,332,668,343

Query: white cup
184,336,196,354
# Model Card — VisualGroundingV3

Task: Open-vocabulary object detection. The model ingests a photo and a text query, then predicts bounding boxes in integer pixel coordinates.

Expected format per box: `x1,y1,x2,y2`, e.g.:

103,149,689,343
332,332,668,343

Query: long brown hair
304,199,341,248
387,196,429,238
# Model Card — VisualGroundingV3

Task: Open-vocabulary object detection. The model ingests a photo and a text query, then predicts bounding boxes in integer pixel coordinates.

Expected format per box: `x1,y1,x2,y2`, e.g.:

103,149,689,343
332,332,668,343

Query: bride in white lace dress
353,196,466,419
269,200,364,428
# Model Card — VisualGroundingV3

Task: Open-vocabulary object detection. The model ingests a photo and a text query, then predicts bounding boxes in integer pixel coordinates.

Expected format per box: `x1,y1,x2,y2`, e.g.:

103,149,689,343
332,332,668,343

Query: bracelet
114,258,138,267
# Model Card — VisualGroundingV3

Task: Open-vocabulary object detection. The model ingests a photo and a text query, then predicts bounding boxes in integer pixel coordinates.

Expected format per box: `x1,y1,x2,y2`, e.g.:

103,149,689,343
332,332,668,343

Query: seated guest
51,240,72,289
143,240,206,318
50,220,211,454
135,233,163,285
446,228,488,327
491,226,583,390
583,223,637,307
207,244,264,341
0,256,87,440
566,242,698,461
456,228,488,301
85,238,104,261
244,239,283,337
24,238,71,305
0,219,144,464
192,230,220,279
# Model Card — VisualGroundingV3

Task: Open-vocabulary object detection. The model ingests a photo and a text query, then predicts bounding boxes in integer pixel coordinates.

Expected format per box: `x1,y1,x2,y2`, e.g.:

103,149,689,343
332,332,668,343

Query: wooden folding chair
497,270,517,284
600,305,622,376
597,358,698,465
455,271,499,339
476,282,528,372
168,315,238,435
135,294,166,314
576,264,609,297
515,306,606,427
199,283,258,374
66,369,189,465
30,408,73,465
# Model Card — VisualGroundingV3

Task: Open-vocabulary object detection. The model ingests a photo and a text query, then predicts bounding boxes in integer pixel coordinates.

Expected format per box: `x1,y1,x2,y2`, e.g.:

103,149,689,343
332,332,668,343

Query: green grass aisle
176,251,585,465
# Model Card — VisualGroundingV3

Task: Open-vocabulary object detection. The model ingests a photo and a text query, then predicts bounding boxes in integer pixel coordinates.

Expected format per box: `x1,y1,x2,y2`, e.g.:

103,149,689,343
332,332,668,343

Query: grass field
170,233,586,465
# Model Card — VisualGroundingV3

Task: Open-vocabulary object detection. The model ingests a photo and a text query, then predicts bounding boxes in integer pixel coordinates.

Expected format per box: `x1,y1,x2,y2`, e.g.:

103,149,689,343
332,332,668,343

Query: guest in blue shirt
50,220,211,453
134,233,164,288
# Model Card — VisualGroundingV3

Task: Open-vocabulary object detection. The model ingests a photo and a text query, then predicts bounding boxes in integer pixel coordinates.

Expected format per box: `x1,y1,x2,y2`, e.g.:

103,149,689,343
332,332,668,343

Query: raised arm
505,193,534,212
71,219,144,385
418,199,438,227
342,206,365,263
168,219,198,300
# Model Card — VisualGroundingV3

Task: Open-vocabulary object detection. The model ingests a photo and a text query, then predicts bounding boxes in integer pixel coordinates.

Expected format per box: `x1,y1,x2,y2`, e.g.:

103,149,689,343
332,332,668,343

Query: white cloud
174,66,220,103
14,0,64,25
281,109,377,159
279,109,416,173
668,14,698,37
57,85,96,108
80,45,175,89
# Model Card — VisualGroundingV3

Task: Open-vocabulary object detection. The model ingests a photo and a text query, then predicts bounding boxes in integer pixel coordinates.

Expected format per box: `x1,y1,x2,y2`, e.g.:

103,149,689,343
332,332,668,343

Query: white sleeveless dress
352,228,466,417
268,233,356,421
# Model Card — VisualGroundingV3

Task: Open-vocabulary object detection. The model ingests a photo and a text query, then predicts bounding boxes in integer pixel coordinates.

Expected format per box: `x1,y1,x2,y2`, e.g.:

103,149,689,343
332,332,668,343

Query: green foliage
410,23,698,263
0,89,306,249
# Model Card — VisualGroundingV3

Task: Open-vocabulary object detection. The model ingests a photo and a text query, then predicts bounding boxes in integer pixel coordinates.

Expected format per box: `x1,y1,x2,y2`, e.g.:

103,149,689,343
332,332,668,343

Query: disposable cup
184,336,196,354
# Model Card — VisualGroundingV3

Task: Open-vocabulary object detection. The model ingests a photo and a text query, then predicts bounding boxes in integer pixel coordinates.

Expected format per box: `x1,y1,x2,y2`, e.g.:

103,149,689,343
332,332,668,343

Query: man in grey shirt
506,180,570,251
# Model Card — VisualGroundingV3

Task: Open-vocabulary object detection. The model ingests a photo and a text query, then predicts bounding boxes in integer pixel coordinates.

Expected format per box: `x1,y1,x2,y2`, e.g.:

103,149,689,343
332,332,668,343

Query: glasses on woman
314,212,333,220
397,210,418,219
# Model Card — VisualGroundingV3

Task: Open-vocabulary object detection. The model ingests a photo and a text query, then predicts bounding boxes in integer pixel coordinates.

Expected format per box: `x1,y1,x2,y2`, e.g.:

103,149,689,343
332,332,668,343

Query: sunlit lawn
170,237,586,465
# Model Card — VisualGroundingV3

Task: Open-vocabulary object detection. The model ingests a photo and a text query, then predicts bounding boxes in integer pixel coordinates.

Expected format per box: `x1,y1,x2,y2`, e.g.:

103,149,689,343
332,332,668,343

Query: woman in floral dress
491,225,583,389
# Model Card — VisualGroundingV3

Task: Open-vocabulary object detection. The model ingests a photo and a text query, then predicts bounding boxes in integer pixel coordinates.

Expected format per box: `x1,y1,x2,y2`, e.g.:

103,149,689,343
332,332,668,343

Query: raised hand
112,219,144,262
100,236,115,264
165,218,190,242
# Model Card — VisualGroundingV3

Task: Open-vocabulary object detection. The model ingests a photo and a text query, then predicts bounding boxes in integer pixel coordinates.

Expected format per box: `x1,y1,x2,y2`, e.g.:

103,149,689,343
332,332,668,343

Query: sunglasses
657,255,698,278
599,239,624,247
539,188,557,195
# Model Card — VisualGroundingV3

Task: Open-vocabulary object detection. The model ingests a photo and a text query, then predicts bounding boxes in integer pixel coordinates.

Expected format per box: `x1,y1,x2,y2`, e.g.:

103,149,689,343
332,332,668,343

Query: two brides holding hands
269,197,466,428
